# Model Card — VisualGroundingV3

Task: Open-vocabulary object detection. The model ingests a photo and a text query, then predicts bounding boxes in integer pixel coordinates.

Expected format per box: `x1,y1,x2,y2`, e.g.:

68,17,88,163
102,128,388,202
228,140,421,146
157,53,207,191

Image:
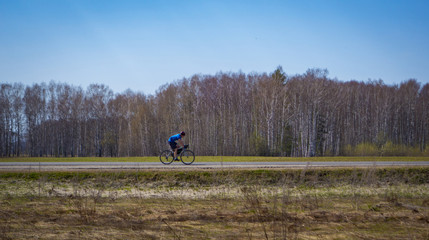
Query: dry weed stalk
161,218,181,240
241,185,300,240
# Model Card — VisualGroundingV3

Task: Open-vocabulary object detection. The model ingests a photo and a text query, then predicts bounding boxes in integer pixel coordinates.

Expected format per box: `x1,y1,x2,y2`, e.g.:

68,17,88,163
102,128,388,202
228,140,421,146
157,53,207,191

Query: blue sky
1,0,428,95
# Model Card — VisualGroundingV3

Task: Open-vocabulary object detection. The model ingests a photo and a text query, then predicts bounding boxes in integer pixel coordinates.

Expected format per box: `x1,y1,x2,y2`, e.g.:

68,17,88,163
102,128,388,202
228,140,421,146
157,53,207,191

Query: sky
1,0,428,95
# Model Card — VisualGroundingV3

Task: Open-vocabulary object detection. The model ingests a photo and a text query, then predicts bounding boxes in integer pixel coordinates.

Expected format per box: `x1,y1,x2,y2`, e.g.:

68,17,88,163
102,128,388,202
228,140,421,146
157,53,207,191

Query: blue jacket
168,134,182,143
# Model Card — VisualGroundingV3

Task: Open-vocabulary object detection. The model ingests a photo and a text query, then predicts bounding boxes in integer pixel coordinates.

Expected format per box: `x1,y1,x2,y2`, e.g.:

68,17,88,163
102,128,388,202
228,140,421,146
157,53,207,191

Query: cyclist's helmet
180,131,186,136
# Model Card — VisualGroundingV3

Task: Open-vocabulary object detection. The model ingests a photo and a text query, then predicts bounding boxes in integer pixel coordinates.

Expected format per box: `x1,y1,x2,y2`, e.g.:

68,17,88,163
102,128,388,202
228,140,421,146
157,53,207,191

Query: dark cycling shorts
169,141,177,150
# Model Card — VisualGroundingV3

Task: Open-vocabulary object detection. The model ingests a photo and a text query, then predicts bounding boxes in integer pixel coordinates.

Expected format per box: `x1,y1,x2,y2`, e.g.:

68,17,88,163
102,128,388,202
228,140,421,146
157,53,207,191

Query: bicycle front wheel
180,150,195,165
159,150,174,165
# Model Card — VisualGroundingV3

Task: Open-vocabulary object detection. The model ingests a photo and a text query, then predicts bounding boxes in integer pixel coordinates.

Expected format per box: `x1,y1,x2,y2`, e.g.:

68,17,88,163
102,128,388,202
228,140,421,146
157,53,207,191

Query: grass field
1,156,428,162
1,167,429,239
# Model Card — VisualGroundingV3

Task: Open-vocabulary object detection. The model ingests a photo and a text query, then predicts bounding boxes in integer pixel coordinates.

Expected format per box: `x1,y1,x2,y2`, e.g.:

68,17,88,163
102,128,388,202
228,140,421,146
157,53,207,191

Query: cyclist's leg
169,141,178,159
174,148,178,160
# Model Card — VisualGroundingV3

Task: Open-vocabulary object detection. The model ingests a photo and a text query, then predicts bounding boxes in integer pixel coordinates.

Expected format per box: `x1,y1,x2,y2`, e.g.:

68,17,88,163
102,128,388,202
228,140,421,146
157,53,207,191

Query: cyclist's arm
178,139,185,148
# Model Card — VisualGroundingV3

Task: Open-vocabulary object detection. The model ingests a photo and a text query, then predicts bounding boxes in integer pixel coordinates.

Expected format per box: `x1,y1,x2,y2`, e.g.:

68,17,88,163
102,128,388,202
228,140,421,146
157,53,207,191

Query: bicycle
159,144,195,165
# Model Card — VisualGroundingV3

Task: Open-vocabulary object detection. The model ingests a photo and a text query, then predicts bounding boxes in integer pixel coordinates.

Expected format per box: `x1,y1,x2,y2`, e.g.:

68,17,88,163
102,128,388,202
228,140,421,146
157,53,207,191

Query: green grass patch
1,167,428,185
1,156,428,162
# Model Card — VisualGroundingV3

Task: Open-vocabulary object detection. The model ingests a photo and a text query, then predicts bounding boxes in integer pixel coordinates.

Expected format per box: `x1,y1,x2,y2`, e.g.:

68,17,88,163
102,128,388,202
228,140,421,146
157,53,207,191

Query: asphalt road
1,161,428,170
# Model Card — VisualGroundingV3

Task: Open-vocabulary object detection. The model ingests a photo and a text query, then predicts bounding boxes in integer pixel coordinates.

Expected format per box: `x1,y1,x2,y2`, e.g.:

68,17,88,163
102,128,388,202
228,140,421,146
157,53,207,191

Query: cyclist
168,131,186,161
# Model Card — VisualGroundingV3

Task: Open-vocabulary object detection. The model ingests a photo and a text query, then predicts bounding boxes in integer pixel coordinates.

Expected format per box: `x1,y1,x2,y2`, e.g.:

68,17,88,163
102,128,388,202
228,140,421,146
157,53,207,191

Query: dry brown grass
1,168,428,239
1,194,428,239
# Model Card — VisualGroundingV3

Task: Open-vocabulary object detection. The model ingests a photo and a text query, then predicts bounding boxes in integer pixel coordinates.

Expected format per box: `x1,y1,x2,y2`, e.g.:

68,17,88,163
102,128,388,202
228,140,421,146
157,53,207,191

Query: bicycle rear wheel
159,150,174,164
180,149,195,165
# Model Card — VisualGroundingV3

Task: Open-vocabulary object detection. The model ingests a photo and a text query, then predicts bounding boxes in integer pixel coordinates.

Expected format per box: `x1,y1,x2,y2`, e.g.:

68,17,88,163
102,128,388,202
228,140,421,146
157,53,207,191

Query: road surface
0,161,428,171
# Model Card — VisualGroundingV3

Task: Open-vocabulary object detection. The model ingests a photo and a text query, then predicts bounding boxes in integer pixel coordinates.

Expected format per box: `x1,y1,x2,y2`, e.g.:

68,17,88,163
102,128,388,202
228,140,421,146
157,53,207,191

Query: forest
1,67,428,157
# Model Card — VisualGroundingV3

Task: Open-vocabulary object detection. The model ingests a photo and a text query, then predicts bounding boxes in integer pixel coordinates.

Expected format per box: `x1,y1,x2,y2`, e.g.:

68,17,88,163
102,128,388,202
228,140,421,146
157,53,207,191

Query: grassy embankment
1,167,429,239
1,156,428,162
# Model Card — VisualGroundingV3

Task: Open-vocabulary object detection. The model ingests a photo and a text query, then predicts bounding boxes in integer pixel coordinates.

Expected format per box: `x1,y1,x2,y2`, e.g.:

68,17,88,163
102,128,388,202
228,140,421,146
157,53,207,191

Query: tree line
1,67,428,157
